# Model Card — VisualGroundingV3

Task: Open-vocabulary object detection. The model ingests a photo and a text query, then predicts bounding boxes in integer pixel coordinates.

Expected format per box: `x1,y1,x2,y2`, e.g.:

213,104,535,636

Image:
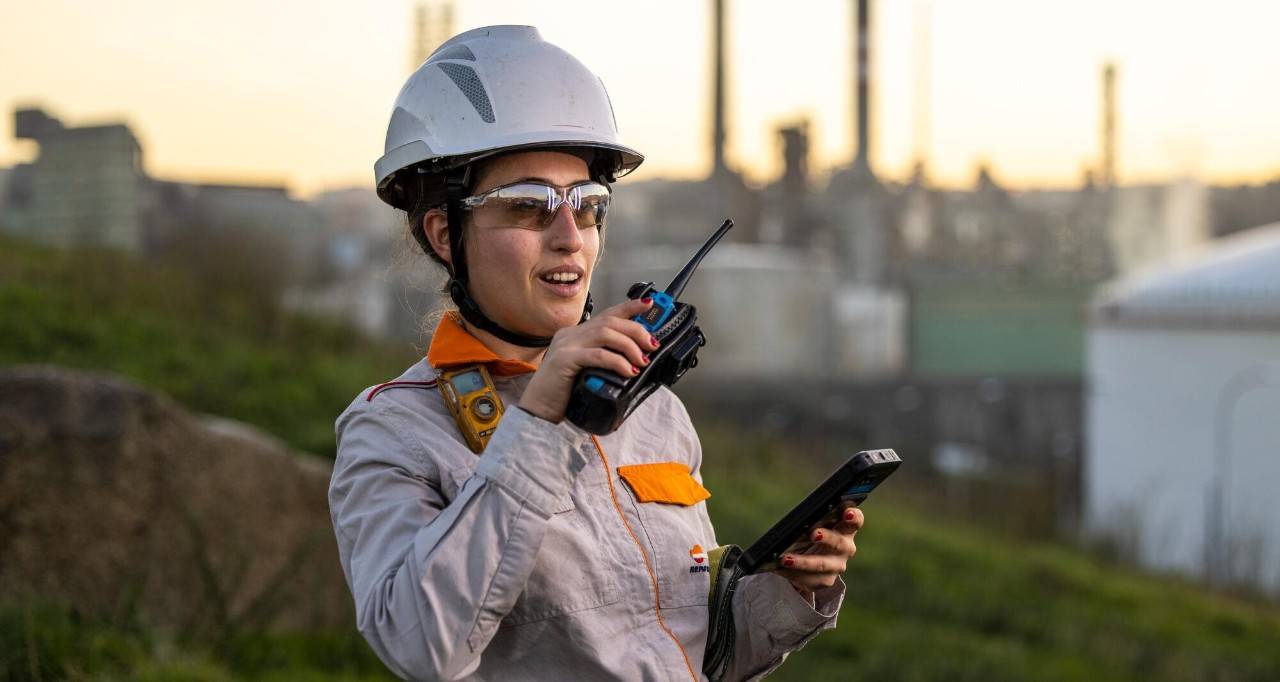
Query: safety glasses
459,180,610,230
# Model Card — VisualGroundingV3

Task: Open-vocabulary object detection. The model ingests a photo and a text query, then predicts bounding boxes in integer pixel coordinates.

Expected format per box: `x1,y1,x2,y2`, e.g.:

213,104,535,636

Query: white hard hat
375,25,644,209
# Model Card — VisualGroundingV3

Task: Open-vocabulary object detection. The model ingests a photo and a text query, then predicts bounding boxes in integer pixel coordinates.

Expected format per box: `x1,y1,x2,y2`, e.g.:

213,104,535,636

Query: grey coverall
329,346,844,681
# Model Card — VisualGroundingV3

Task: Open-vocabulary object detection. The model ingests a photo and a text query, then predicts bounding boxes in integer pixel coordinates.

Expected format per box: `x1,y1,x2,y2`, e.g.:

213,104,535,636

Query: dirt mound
0,365,351,634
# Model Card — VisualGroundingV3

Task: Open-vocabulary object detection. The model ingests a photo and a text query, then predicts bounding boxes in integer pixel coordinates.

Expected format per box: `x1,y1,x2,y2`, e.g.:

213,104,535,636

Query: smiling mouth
539,272,582,284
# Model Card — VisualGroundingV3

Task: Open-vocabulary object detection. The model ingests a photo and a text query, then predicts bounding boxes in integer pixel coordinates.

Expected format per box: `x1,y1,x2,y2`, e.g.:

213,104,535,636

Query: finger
590,325,650,369
807,528,857,557
598,315,660,352
834,505,865,533
575,347,639,379
779,553,849,575
600,296,654,320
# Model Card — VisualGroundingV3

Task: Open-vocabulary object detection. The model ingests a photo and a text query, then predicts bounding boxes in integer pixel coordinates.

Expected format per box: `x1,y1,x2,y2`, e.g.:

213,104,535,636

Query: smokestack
1101,62,1117,190
712,0,727,177
852,0,872,174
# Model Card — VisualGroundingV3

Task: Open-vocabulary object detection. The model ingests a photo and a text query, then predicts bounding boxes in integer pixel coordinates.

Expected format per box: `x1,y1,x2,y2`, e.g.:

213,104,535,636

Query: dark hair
402,171,453,272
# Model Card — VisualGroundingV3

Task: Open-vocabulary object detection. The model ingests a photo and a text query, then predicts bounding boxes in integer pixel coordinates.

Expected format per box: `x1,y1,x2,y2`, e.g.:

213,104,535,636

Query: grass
0,599,395,682
0,235,417,456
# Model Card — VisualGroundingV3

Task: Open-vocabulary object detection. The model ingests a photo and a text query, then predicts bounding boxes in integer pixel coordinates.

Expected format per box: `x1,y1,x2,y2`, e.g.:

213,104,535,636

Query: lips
537,264,584,285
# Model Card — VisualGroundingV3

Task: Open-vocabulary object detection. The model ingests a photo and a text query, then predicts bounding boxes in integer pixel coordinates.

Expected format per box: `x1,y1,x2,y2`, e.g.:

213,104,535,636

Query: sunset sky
1,0,1277,197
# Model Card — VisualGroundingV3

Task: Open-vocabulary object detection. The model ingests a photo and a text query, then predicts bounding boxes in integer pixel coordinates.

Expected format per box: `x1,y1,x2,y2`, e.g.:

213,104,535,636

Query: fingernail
641,354,650,365
631,365,640,375
782,556,795,568
845,509,856,522
649,335,659,347
641,297,652,305
815,530,824,542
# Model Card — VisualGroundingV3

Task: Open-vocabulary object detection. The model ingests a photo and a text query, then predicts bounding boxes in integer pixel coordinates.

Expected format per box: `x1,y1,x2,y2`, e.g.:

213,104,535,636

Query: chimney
711,0,728,177
852,0,872,175
1101,62,1117,190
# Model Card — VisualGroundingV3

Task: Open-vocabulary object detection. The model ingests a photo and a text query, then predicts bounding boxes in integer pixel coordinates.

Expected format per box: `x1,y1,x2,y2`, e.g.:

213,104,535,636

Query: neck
462,319,548,367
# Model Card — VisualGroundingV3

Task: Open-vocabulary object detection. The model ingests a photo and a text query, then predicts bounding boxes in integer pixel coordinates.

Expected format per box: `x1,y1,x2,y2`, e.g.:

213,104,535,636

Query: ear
422,208,452,267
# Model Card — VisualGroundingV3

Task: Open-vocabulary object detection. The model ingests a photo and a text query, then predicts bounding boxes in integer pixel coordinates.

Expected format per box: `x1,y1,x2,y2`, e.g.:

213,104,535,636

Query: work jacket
329,314,844,681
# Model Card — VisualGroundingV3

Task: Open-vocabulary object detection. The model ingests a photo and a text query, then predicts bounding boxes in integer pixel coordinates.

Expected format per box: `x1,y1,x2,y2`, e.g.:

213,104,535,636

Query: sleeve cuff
748,572,844,638
473,405,591,516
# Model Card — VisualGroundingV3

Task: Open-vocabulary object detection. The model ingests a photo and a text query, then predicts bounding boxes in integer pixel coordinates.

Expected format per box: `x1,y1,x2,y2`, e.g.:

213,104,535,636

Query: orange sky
1,0,1277,196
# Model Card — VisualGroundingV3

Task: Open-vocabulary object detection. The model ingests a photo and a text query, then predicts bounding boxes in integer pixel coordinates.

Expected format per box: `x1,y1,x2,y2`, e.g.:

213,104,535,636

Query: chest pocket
445,466,622,627
616,462,714,609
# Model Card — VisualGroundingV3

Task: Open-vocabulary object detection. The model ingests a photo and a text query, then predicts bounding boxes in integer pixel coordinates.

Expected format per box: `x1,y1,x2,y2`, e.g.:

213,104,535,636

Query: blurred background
3,0,1280,680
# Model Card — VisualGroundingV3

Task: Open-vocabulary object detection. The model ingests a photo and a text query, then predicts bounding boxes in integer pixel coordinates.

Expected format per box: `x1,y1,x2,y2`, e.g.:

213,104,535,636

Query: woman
329,26,863,681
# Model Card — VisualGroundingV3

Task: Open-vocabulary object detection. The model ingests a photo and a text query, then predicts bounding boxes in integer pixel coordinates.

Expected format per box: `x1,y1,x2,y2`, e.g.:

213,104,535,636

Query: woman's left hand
774,504,864,596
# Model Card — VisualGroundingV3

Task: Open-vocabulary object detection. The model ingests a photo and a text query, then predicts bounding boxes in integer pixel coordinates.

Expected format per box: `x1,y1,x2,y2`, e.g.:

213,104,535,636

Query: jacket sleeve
328,402,589,681
722,573,844,681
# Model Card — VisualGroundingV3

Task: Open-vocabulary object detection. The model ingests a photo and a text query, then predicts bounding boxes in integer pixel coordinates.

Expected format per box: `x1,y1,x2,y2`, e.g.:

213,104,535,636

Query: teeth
544,272,580,283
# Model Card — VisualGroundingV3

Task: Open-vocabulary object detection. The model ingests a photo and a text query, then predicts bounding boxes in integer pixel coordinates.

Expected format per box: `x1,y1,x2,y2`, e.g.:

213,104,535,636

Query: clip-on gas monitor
565,218,734,435
437,365,504,453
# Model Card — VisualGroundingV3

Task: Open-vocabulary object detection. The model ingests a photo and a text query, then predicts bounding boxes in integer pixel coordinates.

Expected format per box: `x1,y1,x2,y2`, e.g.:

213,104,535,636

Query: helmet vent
427,44,476,63
437,63,495,123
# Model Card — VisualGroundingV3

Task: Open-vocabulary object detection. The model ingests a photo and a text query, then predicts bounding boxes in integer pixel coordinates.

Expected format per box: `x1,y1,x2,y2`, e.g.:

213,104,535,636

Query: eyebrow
481,175,593,191
504,176,592,187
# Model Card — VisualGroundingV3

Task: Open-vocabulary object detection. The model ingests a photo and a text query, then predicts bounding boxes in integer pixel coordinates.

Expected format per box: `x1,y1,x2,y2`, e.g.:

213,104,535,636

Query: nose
545,203,584,254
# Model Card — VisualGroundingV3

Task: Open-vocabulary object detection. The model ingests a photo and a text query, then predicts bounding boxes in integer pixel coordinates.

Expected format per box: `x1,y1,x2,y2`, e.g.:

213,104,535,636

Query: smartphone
740,449,900,574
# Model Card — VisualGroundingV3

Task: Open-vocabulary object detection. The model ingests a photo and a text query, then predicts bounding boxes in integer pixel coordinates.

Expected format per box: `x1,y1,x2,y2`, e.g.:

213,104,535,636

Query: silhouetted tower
852,0,873,176
911,0,932,173
711,0,728,178
413,1,455,71
776,120,813,244
1101,62,1117,190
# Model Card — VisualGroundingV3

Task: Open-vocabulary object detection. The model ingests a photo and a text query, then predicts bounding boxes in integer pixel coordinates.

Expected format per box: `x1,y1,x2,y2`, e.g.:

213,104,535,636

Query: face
430,150,601,337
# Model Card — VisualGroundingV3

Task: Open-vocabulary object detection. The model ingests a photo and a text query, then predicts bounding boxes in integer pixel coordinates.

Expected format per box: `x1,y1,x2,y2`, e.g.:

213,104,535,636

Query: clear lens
464,181,610,229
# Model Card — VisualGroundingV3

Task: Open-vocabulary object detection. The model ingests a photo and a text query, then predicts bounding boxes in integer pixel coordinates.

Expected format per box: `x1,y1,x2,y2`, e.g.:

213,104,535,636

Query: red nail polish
649,335,658,347
642,297,653,305
631,365,640,375
782,556,795,568
641,354,650,365
845,510,856,521
815,530,824,542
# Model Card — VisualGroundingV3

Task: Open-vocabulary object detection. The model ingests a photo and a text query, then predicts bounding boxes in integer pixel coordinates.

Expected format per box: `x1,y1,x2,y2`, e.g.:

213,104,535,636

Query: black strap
704,544,745,681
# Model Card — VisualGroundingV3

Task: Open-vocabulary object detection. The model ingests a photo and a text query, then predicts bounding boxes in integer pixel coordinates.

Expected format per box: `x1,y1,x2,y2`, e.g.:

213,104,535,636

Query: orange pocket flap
617,462,711,506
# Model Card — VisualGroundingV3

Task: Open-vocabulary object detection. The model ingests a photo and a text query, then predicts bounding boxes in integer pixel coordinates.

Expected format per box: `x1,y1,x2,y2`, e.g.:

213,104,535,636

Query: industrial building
4,108,147,253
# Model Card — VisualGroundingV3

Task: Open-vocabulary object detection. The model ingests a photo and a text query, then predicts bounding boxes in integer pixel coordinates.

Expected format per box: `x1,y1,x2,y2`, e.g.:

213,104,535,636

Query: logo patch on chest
689,544,710,573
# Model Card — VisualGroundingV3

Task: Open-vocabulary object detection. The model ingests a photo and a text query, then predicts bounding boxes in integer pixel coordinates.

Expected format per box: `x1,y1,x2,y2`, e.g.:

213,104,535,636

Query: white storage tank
1086,221,1280,594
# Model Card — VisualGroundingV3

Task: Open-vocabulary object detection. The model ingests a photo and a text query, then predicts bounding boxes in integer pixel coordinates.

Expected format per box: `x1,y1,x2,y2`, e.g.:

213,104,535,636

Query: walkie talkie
565,219,734,435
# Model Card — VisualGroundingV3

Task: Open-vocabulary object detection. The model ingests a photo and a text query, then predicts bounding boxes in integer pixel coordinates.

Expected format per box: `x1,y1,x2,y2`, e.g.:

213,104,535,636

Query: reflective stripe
365,380,437,401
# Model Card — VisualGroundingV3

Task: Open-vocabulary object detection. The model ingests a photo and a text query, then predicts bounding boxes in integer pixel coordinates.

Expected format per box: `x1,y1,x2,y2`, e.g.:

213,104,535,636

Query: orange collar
426,312,539,377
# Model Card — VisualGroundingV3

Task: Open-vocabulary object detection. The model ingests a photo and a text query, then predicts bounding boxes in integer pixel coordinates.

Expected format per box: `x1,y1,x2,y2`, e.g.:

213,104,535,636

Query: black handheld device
565,219,734,435
740,449,901,574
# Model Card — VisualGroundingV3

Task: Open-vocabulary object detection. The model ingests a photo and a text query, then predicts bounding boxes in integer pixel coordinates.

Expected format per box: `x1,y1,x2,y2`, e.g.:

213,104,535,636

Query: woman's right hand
518,297,659,423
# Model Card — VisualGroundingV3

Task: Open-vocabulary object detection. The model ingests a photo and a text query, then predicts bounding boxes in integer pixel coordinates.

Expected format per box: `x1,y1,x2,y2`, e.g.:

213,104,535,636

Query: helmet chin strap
443,170,592,349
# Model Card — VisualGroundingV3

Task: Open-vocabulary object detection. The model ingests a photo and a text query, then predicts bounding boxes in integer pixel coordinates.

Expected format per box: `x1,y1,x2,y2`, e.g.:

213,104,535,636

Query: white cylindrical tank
1087,222,1280,594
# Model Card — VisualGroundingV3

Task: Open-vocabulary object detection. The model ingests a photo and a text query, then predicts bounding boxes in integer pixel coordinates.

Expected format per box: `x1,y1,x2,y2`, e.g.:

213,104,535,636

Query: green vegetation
0,599,394,681
4,236,1279,680
699,428,1280,681
0,235,417,456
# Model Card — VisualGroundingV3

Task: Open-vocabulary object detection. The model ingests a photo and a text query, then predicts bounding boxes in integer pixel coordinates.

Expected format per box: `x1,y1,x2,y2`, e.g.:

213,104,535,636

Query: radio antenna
665,219,733,298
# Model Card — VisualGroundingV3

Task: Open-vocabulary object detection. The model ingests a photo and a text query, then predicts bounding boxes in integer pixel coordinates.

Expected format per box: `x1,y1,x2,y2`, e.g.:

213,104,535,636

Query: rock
0,365,352,634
